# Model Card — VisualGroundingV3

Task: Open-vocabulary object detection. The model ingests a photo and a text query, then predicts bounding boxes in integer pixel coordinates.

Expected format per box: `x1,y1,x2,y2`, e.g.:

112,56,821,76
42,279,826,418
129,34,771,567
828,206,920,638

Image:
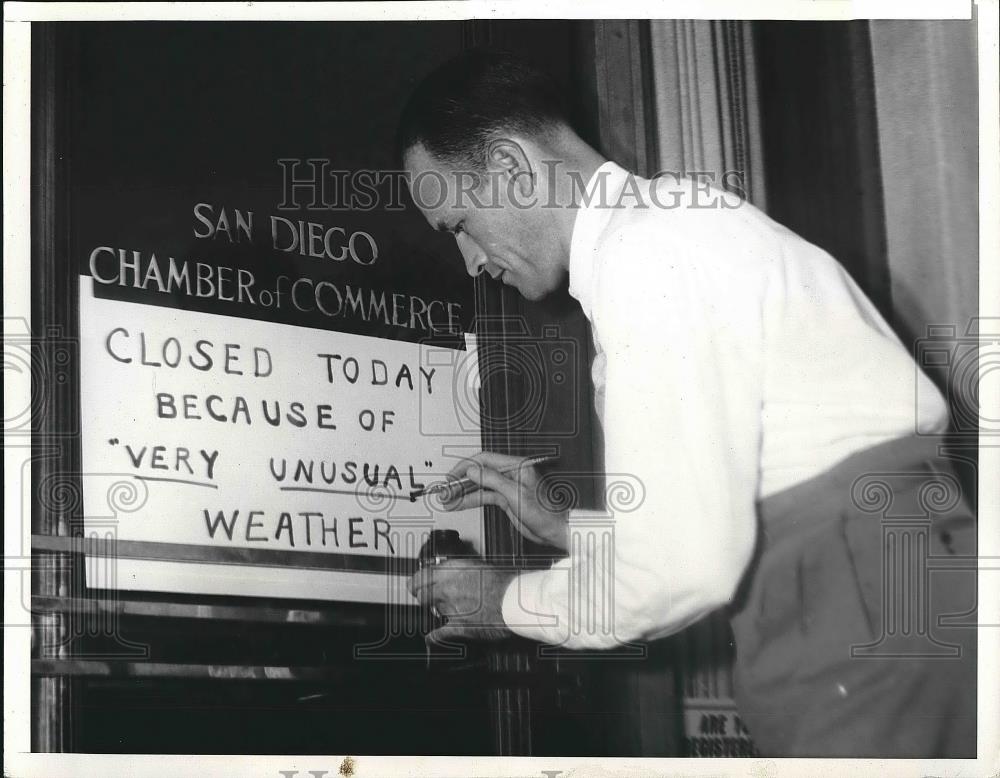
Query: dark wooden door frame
31,21,80,753
754,20,892,316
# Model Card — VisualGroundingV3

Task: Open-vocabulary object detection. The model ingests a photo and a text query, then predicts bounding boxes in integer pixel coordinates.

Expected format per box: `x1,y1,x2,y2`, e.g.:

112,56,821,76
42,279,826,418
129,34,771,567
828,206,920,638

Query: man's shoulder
594,175,789,273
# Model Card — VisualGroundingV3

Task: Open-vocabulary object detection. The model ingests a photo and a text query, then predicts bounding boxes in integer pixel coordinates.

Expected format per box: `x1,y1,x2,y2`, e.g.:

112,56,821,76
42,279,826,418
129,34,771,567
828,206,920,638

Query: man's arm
502,223,768,648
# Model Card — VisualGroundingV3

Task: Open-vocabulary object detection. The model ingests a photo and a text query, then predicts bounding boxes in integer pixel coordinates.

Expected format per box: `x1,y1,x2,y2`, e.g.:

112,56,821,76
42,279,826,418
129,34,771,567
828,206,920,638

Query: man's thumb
467,465,520,507
425,623,469,652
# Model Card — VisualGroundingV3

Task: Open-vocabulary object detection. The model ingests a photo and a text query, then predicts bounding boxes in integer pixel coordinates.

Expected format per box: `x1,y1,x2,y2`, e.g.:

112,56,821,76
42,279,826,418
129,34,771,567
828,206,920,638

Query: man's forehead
402,143,439,175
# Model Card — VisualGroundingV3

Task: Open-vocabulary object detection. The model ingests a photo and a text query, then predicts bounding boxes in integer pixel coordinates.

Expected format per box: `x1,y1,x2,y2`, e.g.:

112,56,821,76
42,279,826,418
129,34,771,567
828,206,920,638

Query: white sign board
79,280,484,604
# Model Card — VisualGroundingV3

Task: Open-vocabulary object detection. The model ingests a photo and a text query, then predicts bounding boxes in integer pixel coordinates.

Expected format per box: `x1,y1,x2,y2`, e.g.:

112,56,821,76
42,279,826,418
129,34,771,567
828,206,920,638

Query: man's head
396,49,603,301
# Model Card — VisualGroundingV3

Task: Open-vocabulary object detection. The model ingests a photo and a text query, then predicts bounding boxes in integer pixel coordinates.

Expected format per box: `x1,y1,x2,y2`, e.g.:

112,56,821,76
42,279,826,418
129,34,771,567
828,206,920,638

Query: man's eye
453,221,465,235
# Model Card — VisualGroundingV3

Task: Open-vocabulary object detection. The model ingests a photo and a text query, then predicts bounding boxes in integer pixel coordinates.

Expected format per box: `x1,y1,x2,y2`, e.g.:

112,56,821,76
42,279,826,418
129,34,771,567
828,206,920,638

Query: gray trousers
728,434,977,757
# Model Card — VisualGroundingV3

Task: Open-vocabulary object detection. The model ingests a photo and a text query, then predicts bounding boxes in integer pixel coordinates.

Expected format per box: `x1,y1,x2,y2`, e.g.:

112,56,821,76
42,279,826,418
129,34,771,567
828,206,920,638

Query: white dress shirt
500,161,948,649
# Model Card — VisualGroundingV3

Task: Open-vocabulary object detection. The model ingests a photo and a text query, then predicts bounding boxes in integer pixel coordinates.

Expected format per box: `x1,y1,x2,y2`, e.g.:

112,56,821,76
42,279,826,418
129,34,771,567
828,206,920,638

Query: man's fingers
443,466,550,544
408,569,433,601
464,465,522,508
446,456,481,480
442,487,508,513
457,471,549,544
426,622,469,647
468,451,530,470
445,451,527,480
437,462,519,512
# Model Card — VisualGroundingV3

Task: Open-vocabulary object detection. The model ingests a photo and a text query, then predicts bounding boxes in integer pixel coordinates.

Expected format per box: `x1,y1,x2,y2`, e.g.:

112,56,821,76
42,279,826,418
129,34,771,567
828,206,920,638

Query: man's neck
547,135,607,265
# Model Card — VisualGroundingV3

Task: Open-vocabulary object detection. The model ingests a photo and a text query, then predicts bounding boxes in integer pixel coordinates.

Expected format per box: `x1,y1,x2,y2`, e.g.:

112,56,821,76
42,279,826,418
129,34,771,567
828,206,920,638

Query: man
398,50,976,757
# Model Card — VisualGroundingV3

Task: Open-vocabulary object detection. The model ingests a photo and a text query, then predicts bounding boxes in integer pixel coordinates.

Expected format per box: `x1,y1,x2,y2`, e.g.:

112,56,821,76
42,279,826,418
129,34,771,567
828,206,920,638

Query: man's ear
487,138,535,199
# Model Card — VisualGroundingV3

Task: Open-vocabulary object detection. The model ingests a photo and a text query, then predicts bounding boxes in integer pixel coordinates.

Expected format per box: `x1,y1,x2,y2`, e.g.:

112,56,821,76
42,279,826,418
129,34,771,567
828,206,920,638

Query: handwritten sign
79,203,482,604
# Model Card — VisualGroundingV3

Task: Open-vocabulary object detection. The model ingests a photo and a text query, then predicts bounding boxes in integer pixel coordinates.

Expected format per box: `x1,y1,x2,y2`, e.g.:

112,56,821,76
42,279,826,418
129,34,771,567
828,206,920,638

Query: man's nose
456,233,488,278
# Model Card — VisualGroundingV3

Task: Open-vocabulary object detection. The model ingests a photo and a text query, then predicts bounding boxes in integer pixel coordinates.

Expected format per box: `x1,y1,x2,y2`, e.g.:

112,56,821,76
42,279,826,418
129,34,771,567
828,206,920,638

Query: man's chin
501,275,551,302
518,286,547,302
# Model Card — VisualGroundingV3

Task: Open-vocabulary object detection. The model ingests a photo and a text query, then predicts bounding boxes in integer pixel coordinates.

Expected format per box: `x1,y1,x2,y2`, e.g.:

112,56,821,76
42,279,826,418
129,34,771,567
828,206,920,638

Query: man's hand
408,558,518,644
440,452,569,551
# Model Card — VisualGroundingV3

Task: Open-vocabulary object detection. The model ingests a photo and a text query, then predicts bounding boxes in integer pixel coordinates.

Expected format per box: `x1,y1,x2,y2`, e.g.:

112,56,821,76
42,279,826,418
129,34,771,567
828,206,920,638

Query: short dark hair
395,49,570,171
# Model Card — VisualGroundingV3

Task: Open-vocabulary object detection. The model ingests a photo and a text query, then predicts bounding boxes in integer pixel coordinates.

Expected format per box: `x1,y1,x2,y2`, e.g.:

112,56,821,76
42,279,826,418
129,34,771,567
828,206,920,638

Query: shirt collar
567,160,631,319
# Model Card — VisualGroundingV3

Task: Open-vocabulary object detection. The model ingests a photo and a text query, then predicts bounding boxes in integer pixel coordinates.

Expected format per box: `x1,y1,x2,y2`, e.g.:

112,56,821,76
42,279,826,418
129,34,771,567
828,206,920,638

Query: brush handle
415,455,557,499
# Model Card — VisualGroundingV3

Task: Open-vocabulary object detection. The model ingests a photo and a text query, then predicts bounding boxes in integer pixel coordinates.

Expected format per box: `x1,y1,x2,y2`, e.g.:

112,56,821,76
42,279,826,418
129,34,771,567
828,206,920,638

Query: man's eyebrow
434,219,451,233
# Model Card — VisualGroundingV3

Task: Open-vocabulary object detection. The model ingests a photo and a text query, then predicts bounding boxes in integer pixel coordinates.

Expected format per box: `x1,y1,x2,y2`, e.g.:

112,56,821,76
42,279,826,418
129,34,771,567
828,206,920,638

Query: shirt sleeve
501,216,769,649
